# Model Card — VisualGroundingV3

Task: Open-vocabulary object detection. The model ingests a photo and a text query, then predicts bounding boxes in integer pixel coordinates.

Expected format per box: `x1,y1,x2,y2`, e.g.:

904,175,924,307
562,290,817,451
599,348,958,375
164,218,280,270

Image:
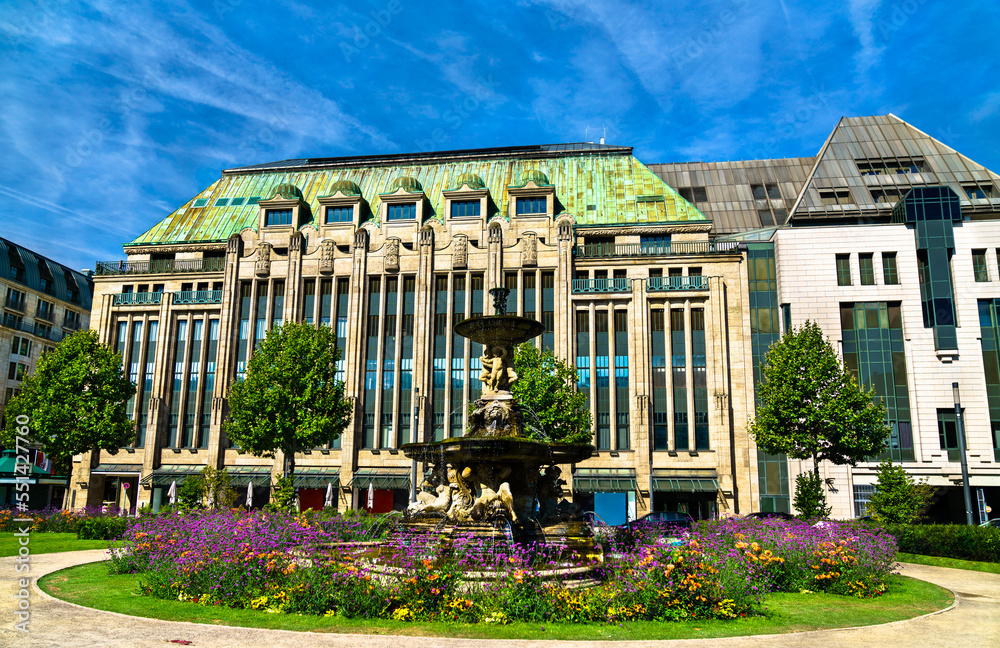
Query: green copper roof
128,149,706,246
326,179,362,196
449,172,486,191
511,169,551,187
267,182,303,200
386,176,423,194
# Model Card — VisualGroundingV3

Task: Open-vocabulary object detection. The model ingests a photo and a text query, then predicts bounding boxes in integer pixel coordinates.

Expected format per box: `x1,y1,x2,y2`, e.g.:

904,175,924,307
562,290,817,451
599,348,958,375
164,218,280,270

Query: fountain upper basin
453,315,545,347
401,437,594,465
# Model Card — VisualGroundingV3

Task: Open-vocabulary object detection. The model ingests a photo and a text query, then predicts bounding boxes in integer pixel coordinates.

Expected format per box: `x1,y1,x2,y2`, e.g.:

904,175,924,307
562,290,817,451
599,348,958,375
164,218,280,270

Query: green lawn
898,552,1000,575
39,562,952,641
0,532,110,557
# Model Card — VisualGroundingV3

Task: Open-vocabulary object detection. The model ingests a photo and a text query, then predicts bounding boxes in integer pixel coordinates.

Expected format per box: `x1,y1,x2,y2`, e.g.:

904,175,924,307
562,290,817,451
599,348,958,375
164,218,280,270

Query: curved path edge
2,550,998,647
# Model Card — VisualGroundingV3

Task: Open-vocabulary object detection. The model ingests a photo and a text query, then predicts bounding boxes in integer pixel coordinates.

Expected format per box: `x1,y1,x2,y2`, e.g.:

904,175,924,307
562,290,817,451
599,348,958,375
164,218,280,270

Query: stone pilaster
207,234,242,467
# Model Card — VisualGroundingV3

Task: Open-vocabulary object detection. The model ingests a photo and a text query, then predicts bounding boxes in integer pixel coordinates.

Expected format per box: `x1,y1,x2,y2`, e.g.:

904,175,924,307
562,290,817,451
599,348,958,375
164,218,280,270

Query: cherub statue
480,345,517,392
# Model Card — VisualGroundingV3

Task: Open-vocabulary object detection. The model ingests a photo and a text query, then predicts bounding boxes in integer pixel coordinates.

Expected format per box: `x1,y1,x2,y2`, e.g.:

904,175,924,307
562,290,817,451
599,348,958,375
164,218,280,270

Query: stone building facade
0,237,93,508
72,144,758,521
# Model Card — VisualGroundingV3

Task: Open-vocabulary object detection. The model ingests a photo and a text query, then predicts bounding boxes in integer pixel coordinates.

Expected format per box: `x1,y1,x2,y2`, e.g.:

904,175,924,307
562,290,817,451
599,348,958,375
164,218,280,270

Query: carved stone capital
254,242,271,277
319,239,335,273
385,237,400,272
453,234,468,269
522,232,537,266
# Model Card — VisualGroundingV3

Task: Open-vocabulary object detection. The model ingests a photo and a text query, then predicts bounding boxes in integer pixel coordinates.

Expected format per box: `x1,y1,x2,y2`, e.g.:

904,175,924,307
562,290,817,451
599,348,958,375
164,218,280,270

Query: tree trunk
812,452,820,479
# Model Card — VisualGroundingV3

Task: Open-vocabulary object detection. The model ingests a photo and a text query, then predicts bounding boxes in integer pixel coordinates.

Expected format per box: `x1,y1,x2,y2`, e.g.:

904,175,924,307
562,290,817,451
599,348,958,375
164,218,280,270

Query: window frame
882,252,899,285
836,254,852,286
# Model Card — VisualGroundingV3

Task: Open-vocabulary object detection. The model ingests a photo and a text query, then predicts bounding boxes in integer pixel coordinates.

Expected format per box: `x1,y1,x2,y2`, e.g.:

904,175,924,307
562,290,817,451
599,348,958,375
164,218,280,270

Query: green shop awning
293,467,340,489
140,465,204,487
572,468,637,493
227,466,274,487
350,468,410,490
652,469,720,493
90,464,142,476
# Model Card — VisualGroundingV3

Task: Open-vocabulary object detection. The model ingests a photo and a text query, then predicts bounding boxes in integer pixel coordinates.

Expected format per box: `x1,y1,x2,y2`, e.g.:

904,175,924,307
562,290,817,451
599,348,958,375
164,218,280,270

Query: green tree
867,460,934,524
1,330,135,508
749,321,890,480
511,343,592,444
793,472,832,520
224,322,352,478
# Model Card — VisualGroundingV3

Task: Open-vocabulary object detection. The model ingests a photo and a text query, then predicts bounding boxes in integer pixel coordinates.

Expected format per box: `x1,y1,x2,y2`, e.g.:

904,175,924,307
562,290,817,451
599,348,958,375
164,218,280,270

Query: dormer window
516,197,546,215
507,169,554,219
265,209,293,226
387,203,417,220
327,206,354,223
451,200,481,217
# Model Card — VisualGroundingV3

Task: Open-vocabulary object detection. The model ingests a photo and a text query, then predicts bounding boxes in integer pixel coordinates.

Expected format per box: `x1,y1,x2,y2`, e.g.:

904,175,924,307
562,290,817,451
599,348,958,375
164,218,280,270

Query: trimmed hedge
77,516,129,540
887,523,1000,563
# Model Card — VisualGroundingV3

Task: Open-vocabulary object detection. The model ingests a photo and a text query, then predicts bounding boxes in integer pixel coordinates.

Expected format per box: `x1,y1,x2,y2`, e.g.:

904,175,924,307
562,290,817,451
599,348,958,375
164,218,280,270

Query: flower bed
0,506,124,534
108,510,898,624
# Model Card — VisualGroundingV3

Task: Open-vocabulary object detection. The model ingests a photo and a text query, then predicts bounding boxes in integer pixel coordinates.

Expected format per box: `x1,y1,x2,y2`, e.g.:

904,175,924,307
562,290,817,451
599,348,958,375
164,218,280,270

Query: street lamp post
952,382,974,525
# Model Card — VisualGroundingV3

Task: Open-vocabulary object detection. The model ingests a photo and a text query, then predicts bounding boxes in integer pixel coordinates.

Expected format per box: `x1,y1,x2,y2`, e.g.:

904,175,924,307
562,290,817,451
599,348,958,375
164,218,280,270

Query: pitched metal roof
128,145,706,246
0,237,94,310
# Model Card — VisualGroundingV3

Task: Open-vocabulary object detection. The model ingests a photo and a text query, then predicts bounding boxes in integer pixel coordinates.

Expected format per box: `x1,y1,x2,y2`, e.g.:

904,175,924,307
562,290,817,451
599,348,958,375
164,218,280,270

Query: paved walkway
1,550,997,647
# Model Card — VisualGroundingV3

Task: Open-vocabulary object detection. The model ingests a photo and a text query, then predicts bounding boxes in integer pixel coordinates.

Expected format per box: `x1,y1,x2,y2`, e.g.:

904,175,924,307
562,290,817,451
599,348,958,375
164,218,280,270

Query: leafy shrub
78,516,129,540
887,523,1000,563
867,461,933,524
793,472,832,520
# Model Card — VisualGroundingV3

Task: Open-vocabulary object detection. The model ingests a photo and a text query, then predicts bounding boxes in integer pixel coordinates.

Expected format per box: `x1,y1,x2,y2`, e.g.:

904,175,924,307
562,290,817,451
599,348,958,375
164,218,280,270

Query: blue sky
1,0,998,270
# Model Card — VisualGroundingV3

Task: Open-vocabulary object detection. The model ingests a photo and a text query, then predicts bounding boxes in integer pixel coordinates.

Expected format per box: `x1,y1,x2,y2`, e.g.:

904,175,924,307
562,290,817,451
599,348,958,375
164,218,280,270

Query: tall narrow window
201,319,218,448
399,277,415,444
859,253,875,285
523,273,536,322
432,276,448,441
692,309,709,450
235,283,251,380
614,310,629,450
183,319,203,448
836,254,852,286
254,283,268,348
381,277,397,448
650,309,669,450
319,279,333,326
468,275,484,404
576,311,590,412
271,280,284,327
170,320,187,447
595,311,610,450
451,275,467,436
541,272,555,350
973,249,989,282
671,310,687,451
882,252,898,285
126,321,143,445
504,273,518,314
362,277,381,448
136,321,157,448
302,279,315,324
937,410,963,462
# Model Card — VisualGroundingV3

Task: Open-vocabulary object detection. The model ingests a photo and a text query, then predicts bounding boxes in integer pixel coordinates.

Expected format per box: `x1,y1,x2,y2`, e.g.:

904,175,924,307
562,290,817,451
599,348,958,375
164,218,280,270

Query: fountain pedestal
401,289,597,553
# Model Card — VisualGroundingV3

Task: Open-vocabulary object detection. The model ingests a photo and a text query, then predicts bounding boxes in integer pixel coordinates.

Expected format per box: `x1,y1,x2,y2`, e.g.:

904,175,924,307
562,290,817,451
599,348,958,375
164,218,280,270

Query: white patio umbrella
293,490,300,512
167,480,177,505
324,482,334,508
367,482,374,509
246,481,254,509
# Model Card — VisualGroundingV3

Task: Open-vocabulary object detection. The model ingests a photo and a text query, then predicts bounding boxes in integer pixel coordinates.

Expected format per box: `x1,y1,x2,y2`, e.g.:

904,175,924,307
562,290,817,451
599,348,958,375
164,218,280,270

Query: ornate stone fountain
401,288,596,552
